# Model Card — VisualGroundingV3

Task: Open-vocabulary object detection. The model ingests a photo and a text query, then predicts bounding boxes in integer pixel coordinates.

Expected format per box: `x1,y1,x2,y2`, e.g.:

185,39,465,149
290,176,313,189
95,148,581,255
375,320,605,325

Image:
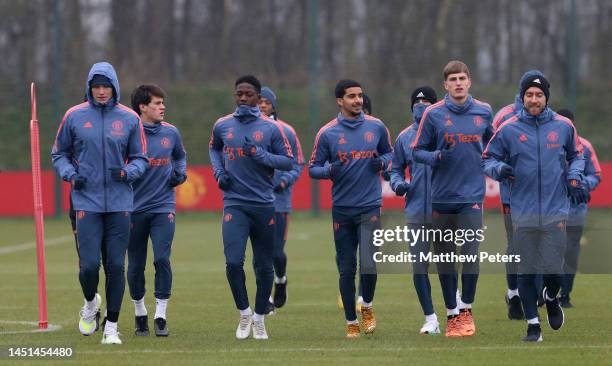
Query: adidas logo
445,119,453,126
84,121,93,128
533,78,541,84
519,134,528,142
416,92,425,98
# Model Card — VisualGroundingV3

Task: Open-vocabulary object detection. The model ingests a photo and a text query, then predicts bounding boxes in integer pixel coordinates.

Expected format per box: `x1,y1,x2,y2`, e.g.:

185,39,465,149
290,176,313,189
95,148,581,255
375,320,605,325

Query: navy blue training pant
408,223,435,316
516,221,566,320
70,199,109,294
561,225,583,296
222,205,275,315
273,212,289,279
127,212,175,301
76,211,130,323
332,205,380,322
502,204,518,291
432,202,483,309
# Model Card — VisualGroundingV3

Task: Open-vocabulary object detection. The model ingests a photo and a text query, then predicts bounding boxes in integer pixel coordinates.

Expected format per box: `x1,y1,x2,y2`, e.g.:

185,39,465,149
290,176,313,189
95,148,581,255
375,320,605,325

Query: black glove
243,137,259,157
168,172,187,188
437,141,455,165
72,174,87,191
498,165,515,180
329,160,343,180
370,153,384,173
217,173,232,191
109,167,128,182
381,170,391,181
567,179,587,205
274,179,288,193
394,182,410,197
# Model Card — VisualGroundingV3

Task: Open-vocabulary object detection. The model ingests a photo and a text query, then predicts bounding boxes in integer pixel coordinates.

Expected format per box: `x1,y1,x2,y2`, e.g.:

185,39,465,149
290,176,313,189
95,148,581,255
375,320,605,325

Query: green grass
0,210,611,365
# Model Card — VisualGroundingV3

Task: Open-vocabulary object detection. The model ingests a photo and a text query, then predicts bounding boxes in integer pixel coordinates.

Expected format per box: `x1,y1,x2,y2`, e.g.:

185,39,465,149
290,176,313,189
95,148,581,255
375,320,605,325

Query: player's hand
394,181,410,197
168,171,187,188
567,179,588,205
381,170,391,181
498,164,515,180
274,179,288,193
329,160,343,180
72,174,87,190
243,137,259,157
370,153,384,173
217,173,232,191
109,167,128,182
437,141,454,165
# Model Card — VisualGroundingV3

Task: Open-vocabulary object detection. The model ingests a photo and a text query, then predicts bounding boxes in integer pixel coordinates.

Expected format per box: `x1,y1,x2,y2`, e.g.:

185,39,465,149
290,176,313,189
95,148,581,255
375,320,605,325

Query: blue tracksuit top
568,136,601,225
272,119,305,213
308,112,393,208
493,71,547,205
412,95,494,204
390,122,432,224
132,122,187,213
209,108,293,207
482,107,585,227
51,62,148,212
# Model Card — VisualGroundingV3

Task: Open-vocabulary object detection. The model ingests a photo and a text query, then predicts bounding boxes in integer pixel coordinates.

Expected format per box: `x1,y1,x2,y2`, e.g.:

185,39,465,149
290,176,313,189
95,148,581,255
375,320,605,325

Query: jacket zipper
536,121,542,226
101,107,107,212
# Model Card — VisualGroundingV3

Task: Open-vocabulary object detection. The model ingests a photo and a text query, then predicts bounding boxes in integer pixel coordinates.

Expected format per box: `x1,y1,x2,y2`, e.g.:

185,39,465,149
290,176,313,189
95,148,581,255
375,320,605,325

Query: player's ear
336,97,343,108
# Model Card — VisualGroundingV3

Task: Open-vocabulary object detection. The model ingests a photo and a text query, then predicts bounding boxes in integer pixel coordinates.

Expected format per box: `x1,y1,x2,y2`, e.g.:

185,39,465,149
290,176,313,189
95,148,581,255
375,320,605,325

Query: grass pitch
0,210,611,365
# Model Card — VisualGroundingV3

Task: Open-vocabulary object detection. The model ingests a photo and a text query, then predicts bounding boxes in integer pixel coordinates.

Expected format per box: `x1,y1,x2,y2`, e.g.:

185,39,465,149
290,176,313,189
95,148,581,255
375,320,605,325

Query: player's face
91,85,113,104
444,72,471,103
234,83,260,107
337,87,363,117
140,96,165,123
523,87,546,116
258,97,274,116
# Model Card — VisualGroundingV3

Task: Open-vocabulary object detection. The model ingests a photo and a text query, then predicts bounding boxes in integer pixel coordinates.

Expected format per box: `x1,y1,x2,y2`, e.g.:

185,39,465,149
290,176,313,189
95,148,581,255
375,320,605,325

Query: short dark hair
235,75,261,93
557,108,574,122
334,79,361,98
131,84,166,115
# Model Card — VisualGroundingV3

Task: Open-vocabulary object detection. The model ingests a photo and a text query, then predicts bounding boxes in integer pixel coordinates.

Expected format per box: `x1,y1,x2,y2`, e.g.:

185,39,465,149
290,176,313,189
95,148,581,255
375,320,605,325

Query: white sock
447,307,459,316
154,298,168,320
425,313,438,322
132,297,147,317
507,288,519,298
253,313,264,322
275,275,287,284
347,319,358,325
362,301,372,308
459,302,472,310
104,320,118,335
527,317,540,325
239,307,252,316
269,296,274,303
357,296,364,305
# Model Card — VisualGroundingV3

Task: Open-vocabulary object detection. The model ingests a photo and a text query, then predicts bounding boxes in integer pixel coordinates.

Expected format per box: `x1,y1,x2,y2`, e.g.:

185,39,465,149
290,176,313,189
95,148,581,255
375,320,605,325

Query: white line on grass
0,320,62,334
78,344,612,355
0,235,73,255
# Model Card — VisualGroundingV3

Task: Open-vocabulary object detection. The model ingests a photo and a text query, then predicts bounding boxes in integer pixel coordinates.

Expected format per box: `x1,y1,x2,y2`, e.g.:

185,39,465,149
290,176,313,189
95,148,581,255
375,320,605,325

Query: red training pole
30,82,48,329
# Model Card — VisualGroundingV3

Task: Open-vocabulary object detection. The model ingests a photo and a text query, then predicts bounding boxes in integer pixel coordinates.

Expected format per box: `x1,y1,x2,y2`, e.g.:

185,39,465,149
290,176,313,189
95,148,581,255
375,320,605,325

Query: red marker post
30,82,48,329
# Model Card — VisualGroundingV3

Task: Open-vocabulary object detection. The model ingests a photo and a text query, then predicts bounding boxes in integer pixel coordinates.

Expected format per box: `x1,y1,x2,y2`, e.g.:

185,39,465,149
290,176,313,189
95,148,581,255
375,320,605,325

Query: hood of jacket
86,62,120,108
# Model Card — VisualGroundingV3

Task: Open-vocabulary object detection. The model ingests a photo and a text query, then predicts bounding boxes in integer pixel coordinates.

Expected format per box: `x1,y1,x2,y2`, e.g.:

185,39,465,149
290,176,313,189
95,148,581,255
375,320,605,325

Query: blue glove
243,137,260,157
109,167,128,182
394,181,410,197
567,179,588,205
274,178,288,193
168,171,187,188
217,173,232,191
370,153,384,173
437,141,455,165
498,164,515,180
329,160,343,180
72,174,87,191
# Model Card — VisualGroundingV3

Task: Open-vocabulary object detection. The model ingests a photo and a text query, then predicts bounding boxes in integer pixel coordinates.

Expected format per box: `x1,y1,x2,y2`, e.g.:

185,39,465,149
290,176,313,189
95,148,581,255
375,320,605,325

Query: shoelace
448,317,461,332
362,308,373,321
79,306,97,322
239,316,251,330
253,321,266,335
